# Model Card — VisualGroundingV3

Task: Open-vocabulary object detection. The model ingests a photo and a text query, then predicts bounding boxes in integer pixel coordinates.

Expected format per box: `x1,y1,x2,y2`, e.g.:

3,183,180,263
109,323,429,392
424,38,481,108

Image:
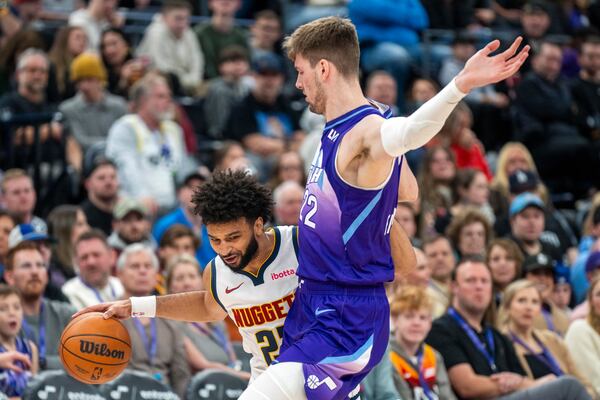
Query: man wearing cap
3,241,76,370
59,52,127,154
226,52,305,181
80,158,120,236
137,0,204,95
522,253,570,335
108,197,157,253
508,192,562,262
571,251,600,321
152,172,216,267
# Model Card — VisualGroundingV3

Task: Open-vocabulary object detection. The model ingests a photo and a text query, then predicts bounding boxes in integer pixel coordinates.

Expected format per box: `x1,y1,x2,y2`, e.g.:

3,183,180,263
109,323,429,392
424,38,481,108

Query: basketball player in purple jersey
238,17,529,400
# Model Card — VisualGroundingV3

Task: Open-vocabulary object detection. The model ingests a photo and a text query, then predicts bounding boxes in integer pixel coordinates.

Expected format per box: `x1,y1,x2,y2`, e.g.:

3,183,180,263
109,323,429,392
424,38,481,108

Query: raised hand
71,299,132,320
455,36,530,93
0,351,31,372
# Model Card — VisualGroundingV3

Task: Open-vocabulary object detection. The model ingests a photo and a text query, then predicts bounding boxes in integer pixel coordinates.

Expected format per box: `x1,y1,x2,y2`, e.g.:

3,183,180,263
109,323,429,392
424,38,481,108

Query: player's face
393,307,432,346
294,55,326,115
453,262,492,315
507,286,541,330
207,218,260,271
0,294,23,338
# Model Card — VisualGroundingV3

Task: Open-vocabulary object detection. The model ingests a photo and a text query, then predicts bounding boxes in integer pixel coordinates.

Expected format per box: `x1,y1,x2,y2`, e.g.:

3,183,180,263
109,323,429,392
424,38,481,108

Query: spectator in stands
69,0,124,50
445,208,493,259
435,102,492,180
249,10,283,60
520,2,552,61
165,254,250,380
572,200,600,303
487,238,524,306
423,235,456,314
227,52,304,182
195,0,249,80
426,257,591,400
0,49,82,182
553,267,573,317
571,35,600,142
436,168,494,233
137,0,204,95
389,285,456,400
365,71,398,116
565,275,600,396
0,169,46,232
152,172,216,267
0,0,43,42
63,229,122,309
156,224,199,294
520,253,570,336
212,141,254,174
0,284,38,397
272,180,303,226
100,28,147,98
108,198,156,252
508,193,562,262
514,40,598,193
60,53,126,152
0,211,15,276
499,280,597,397
48,26,88,100
268,150,306,189
118,244,190,396
106,73,195,213
418,146,457,238
3,241,76,370
394,202,420,248
421,0,496,30
203,46,250,140
571,251,600,321
490,142,549,219
46,205,89,288
0,29,46,99
348,0,428,113
405,78,438,114
80,158,119,236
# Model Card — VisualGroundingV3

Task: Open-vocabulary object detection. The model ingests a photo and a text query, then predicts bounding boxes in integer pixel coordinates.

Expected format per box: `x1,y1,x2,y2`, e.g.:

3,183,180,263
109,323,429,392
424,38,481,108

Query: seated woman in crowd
445,208,493,259
165,254,250,380
487,238,524,306
418,146,457,239
268,150,307,190
48,26,88,101
389,285,456,400
566,276,600,395
0,285,38,398
500,280,597,398
101,28,148,98
47,205,90,288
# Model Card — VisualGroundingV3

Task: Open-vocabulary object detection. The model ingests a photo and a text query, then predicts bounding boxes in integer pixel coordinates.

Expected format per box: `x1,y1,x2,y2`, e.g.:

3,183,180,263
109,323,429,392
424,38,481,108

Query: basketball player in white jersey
73,169,416,384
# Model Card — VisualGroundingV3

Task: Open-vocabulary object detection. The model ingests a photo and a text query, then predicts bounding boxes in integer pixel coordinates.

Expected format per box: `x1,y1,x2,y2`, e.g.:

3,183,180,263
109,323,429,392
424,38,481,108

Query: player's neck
243,231,273,275
323,79,370,122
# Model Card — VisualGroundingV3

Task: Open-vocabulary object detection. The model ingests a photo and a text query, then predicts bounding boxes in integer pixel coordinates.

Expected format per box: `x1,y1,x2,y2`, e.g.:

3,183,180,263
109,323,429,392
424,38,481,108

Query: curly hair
192,170,274,225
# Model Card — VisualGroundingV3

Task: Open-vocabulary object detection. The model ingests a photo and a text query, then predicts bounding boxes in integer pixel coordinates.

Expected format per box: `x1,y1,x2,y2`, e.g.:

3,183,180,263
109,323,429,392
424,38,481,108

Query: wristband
130,296,156,318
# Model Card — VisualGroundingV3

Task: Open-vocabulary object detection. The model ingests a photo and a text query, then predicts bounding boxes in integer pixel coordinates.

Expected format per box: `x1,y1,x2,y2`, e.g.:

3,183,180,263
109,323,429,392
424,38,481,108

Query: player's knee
239,362,306,400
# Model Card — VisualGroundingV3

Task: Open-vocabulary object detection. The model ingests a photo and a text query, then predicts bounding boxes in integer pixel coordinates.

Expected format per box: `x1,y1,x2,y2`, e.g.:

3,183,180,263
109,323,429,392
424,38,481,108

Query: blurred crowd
0,0,599,398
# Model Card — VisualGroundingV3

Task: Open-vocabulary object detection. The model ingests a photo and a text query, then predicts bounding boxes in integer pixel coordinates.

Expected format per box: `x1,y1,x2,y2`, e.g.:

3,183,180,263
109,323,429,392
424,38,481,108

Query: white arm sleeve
380,78,467,157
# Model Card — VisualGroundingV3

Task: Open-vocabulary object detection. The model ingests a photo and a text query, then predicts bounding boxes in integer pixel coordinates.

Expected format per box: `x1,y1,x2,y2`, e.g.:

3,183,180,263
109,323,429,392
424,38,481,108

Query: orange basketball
60,312,131,384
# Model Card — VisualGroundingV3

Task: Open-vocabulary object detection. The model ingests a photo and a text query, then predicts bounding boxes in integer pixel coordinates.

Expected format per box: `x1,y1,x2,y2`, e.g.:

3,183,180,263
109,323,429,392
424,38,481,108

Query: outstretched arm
378,37,529,158
72,264,228,322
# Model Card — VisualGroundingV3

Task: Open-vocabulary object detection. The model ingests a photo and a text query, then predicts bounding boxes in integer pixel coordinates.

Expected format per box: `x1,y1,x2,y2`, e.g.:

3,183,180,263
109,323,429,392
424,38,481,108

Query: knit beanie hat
70,53,107,83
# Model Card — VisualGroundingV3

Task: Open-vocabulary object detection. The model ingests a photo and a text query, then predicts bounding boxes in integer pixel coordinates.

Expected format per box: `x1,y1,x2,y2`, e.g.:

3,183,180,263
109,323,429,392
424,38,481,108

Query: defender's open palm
72,299,132,320
456,37,529,93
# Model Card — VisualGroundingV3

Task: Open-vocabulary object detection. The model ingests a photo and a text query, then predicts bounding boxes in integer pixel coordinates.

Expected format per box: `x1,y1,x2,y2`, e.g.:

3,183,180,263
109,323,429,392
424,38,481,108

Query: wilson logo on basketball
79,340,126,360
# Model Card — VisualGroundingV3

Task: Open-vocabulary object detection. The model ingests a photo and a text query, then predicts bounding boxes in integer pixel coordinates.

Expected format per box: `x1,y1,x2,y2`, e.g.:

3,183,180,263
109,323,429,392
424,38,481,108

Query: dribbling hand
455,36,530,93
71,299,132,320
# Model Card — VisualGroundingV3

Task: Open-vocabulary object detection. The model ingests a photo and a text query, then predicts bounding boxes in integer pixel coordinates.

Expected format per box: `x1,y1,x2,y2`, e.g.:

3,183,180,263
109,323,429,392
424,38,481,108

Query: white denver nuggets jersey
209,226,299,379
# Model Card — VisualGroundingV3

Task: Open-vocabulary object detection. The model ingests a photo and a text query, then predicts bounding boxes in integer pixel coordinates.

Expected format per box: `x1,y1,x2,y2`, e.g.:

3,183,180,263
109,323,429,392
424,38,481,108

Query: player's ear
319,59,330,80
254,217,264,234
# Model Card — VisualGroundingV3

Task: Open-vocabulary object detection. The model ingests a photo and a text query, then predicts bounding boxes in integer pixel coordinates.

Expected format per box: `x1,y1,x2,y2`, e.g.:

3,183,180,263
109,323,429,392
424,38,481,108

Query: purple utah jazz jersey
298,104,402,285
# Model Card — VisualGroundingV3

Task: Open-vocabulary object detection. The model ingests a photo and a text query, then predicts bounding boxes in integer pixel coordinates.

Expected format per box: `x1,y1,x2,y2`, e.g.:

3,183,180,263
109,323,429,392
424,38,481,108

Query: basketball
59,312,131,384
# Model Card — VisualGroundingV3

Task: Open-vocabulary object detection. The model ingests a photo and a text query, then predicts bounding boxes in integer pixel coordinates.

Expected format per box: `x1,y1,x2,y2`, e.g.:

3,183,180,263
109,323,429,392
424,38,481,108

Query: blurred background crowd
0,0,600,399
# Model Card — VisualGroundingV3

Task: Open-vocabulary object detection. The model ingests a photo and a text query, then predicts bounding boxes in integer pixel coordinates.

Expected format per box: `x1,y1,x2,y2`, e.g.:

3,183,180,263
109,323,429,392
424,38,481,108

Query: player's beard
227,235,259,272
308,76,326,115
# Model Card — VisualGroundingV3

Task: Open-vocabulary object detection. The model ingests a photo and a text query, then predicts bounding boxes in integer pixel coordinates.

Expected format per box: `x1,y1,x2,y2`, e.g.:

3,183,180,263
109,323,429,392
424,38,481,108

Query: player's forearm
156,291,217,322
390,222,416,280
380,79,466,156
